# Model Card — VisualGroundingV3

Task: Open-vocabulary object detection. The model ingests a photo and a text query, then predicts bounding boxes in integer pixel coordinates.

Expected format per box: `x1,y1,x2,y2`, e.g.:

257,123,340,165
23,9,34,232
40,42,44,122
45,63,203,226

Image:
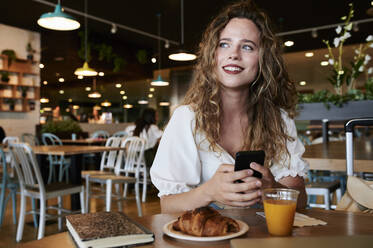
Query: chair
81,137,123,211
85,137,145,216
9,143,85,241
111,130,128,138
21,133,40,146
0,147,18,226
2,136,20,165
91,130,110,139
41,133,71,183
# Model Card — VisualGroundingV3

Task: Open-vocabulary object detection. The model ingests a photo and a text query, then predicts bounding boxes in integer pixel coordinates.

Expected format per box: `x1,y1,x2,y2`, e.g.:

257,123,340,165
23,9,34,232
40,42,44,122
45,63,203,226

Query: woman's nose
228,47,240,60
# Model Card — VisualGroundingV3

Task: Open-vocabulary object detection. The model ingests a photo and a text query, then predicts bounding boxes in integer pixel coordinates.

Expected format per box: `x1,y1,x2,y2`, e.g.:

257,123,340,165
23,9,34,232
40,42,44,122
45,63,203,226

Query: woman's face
215,18,260,90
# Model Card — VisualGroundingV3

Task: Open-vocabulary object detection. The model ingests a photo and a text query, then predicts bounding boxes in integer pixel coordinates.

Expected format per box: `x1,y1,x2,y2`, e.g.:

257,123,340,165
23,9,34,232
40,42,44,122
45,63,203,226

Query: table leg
69,154,83,210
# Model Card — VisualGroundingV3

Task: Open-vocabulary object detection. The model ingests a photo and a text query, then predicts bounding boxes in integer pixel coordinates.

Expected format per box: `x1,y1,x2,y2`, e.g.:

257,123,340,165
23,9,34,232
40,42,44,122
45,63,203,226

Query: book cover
66,211,154,248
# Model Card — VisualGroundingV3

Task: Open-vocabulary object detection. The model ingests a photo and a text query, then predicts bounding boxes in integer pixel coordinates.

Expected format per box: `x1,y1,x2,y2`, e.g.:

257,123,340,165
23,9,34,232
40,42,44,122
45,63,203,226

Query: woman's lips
222,65,244,74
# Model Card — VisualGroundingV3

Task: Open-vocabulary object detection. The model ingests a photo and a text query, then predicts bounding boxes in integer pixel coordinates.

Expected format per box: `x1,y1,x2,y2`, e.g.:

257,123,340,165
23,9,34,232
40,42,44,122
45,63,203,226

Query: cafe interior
0,0,373,247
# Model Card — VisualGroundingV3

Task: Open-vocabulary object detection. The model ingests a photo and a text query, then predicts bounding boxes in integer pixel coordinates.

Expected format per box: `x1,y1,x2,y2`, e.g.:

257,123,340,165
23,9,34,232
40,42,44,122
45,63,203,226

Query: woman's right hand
201,164,262,207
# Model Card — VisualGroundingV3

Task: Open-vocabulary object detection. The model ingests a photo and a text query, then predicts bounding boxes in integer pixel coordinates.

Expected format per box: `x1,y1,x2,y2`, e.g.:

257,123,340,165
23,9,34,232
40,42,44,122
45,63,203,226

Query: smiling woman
150,0,308,214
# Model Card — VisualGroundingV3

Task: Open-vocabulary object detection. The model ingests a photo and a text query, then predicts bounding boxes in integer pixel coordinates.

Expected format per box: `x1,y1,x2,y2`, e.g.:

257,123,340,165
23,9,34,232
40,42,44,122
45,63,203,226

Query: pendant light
168,0,196,61
74,0,97,77
37,0,80,31
151,14,169,86
88,78,101,98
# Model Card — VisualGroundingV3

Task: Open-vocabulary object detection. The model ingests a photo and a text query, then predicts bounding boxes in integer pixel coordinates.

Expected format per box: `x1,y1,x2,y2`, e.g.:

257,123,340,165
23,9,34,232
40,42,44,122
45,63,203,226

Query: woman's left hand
249,162,276,189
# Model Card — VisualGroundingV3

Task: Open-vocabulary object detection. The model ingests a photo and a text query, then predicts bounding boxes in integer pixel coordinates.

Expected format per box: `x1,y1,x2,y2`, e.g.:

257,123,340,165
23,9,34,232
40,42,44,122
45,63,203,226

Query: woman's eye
242,44,253,51
219,42,229,48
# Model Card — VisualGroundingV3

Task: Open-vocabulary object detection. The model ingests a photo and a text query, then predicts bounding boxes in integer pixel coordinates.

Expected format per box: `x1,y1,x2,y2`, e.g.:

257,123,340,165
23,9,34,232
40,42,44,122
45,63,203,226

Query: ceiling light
115,83,122,88
120,90,125,95
78,75,84,79
40,97,49,103
58,77,64,82
164,40,170,49
101,100,111,107
159,101,170,106
39,63,44,69
151,75,169,86
37,1,80,31
311,29,318,38
85,86,91,91
43,107,52,112
110,23,117,34
88,91,101,98
138,99,149,105
74,0,97,77
169,0,196,61
151,57,157,63
284,40,294,47
98,72,104,76
43,81,48,85
93,105,101,110
305,52,314,57
66,108,70,112
73,105,79,109
299,81,307,86
122,96,127,100
149,88,155,92
68,98,72,102
148,93,153,98
123,104,133,109
59,90,64,94
320,61,329,66
88,78,101,98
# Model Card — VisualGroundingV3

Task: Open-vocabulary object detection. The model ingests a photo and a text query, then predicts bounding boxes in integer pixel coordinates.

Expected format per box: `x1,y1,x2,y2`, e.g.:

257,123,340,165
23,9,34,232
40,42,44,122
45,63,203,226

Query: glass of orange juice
262,188,299,236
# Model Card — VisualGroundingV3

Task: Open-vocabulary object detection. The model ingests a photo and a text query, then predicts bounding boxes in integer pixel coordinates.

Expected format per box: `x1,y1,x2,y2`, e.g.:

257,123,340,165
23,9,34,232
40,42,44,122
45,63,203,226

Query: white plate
162,219,249,242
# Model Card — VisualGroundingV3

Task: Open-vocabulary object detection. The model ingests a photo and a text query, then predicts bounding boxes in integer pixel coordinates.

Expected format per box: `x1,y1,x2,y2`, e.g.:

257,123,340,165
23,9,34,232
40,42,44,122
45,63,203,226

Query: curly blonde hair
182,0,297,166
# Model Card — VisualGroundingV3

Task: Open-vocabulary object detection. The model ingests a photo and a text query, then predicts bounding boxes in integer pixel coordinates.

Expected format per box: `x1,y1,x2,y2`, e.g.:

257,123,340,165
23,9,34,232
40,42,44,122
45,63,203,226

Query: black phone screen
234,150,265,178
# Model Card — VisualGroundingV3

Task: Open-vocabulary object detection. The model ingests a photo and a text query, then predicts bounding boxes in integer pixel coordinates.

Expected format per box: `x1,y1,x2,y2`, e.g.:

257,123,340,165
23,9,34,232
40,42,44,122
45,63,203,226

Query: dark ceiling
1,0,373,107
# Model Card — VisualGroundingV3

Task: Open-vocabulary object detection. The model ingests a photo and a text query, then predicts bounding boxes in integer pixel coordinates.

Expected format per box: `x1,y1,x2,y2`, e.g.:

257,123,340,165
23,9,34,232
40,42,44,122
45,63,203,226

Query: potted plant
0,71,10,83
297,3,373,121
26,43,36,61
1,49,16,67
41,119,83,139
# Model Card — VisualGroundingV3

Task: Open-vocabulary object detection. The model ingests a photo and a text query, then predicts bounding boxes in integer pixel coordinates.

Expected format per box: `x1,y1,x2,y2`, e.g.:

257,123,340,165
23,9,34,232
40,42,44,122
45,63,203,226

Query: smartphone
234,150,265,179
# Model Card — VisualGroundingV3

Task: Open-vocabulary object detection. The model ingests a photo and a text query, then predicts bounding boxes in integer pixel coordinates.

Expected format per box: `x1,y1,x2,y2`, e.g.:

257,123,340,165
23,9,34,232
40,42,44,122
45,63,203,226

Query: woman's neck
220,88,248,119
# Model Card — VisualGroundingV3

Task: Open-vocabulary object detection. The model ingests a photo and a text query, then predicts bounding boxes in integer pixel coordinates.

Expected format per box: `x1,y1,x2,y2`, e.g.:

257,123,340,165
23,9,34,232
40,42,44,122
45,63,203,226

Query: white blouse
125,124,163,150
150,105,309,197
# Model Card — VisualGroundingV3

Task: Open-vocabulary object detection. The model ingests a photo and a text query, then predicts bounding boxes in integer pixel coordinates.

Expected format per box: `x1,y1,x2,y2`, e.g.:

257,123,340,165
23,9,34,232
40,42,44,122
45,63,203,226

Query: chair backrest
2,136,19,146
21,133,40,146
99,137,123,171
111,130,128,138
91,130,110,139
115,137,146,177
9,143,45,194
41,133,62,146
0,148,10,183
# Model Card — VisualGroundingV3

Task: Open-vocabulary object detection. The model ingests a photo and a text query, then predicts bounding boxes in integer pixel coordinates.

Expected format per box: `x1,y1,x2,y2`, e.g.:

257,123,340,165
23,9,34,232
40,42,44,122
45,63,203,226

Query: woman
150,0,308,213
126,108,163,165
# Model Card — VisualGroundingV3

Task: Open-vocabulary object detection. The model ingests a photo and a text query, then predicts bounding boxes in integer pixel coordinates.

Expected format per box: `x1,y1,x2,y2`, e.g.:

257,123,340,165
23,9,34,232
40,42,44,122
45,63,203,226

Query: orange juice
263,199,297,236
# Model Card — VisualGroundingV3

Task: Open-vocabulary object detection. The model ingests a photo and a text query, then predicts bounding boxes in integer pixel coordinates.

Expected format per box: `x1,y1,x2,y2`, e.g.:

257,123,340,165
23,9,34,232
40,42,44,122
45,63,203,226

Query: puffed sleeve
150,106,201,197
270,111,309,181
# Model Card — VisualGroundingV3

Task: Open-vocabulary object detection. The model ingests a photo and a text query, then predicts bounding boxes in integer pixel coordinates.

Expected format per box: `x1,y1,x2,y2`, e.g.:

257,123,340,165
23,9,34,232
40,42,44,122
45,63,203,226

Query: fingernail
248,169,253,175
256,181,261,187
257,190,262,196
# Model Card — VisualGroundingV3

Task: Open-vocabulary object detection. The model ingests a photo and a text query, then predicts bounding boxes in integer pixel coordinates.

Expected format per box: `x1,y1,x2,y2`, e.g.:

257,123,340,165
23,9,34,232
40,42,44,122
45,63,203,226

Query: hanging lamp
88,78,101,98
101,100,111,107
37,0,80,31
151,14,169,86
74,0,97,76
168,0,196,61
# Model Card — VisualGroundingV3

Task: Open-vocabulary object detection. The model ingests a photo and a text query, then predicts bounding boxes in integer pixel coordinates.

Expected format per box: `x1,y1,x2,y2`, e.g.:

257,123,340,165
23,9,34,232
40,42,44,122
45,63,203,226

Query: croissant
172,206,240,237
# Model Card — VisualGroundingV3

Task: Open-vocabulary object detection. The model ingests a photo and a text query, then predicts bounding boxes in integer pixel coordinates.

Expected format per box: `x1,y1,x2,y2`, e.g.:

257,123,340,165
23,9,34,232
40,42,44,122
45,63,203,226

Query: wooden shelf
0,55,39,112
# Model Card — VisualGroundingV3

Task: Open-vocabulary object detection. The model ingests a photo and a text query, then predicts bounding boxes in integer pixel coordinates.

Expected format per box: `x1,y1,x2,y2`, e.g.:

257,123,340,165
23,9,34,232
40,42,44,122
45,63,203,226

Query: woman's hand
201,164,262,207
250,162,276,188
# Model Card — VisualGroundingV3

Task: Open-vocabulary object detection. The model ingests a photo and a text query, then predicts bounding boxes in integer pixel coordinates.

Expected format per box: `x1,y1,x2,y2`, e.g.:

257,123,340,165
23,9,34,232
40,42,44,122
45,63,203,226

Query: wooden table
303,140,373,173
60,138,106,145
21,208,373,247
32,145,123,209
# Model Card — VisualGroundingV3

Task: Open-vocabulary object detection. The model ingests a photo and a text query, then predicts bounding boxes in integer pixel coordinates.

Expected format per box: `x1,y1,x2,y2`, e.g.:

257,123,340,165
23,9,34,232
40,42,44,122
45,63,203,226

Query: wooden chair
9,143,85,241
81,137,123,211
85,137,145,216
41,133,71,183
